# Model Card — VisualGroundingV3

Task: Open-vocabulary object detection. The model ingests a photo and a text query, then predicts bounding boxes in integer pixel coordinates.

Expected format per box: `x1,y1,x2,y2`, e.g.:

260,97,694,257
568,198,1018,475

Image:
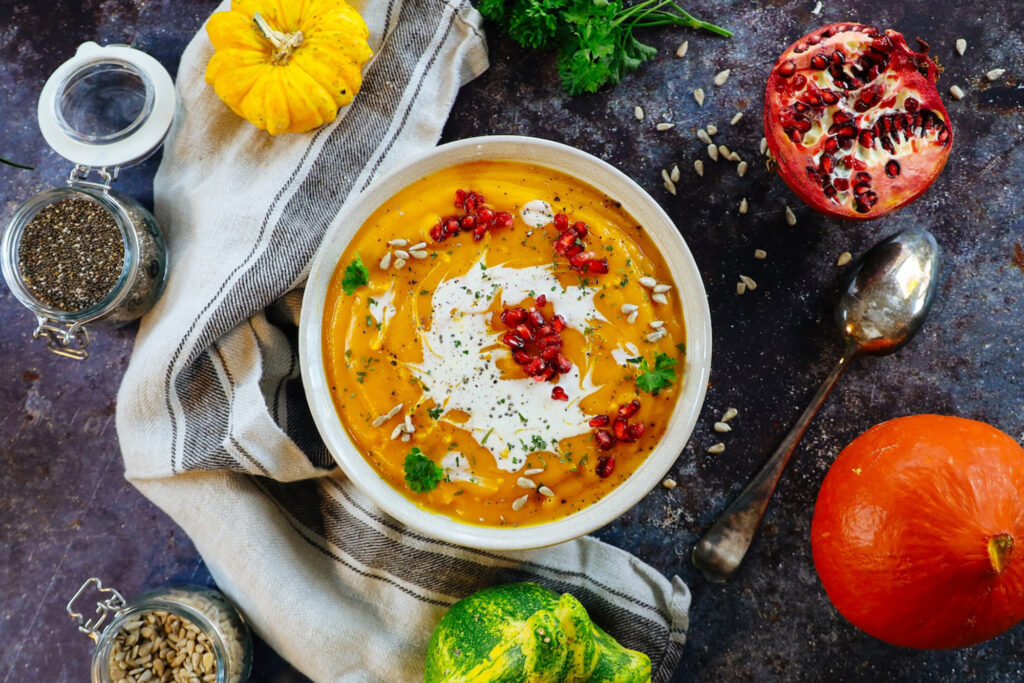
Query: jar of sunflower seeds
67,578,253,683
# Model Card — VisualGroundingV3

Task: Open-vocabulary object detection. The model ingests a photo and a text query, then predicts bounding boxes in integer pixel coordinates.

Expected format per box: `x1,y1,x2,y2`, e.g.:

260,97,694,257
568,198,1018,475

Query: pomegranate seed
461,215,476,229
554,232,576,255
528,311,545,328
778,60,796,77
626,423,646,441
613,418,629,441
595,454,616,476
514,324,533,342
555,355,572,374
550,315,566,333
885,159,901,177
553,213,569,231
472,225,487,240
571,222,589,238
587,259,609,274
595,434,616,453
551,386,568,401
447,218,461,235
429,224,444,241
617,400,641,419
535,294,547,307
455,189,466,208
524,358,544,376
589,415,610,428
492,212,514,228
465,195,478,212
569,252,592,269
513,350,531,365
540,346,559,361
566,243,586,258
538,334,562,349
501,333,524,349
538,365,556,381
477,207,493,222
534,324,553,338
810,54,828,70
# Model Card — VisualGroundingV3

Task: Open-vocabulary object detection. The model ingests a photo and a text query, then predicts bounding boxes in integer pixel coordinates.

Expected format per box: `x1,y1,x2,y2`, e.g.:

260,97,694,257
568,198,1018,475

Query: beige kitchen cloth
116,0,691,680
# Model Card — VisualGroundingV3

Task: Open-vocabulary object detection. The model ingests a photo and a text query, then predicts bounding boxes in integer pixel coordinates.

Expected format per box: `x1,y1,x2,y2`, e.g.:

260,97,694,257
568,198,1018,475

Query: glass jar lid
37,42,175,169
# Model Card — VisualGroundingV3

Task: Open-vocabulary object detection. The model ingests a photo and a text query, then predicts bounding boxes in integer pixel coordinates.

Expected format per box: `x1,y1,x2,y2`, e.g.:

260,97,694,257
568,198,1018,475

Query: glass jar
67,577,253,683
1,41,175,359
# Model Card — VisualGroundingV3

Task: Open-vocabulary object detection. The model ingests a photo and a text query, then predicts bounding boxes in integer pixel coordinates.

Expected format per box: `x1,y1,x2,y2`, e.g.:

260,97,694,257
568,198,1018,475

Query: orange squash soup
322,160,685,527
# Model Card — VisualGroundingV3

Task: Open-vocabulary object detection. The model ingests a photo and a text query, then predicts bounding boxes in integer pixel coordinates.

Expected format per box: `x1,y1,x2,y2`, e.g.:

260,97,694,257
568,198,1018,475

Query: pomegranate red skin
812,415,1024,649
765,24,953,221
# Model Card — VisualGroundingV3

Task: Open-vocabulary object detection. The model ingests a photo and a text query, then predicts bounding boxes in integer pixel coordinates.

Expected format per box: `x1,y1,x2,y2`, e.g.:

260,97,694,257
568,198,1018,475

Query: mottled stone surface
1,0,1023,681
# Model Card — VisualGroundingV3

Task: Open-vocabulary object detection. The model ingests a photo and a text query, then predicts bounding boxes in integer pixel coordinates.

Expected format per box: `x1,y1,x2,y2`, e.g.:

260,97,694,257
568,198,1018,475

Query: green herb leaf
428,406,444,420
342,254,369,295
635,352,678,395
403,448,444,494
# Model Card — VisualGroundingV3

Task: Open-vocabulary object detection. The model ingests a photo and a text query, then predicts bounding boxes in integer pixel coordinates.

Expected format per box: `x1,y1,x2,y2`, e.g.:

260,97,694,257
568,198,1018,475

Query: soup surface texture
322,160,685,527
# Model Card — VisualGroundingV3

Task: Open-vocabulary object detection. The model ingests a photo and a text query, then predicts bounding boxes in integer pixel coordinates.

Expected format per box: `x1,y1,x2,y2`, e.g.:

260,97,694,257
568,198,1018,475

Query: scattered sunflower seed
621,303,639,314
760,137,768,156
635,105,645,120
739,274,758,291
785,205,797,226
379,252,392,270
394,257,407,269
393,249,410,260
698,129,712,144
670,164,680,182
949,84,965,100
651,293,669,305
754,248,767,259
722,407,739,422
409,242,427,251
524,468,544,476
653,283,672,293
646,330,667,343
627,310,639,325
837,251,853,266
538,486,555,498
955,38,967,56
410,250,428,260
517,477,536,489
713,69,731,86
387,238,408,247
639,276,657,288
707,143,719,161
676,40,689,58
718,144,731,159
649,320,665,329
663,179,677,195
386,403,403,419
739,198,749,215
714,421,732,433
656,122,675,131
728,152,741,162
706,123,718,136
707,442,726,454
694,88,705,106
986,68,1006,82
400,433,411,442
811,0,823,14
694,159,705,177
404,415,415,432
512,495,528,511
662,478,677,490
390,424,404,440
736,281,747,295
730,112,744,125
737,161,749,177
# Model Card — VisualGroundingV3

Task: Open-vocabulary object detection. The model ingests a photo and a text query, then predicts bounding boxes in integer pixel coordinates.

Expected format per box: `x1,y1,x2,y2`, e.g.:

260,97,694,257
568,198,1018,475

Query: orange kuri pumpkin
811,414,1024,649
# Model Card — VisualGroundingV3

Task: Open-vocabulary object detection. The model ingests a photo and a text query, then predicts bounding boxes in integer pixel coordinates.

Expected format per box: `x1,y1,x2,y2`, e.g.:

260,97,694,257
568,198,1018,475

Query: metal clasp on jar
68,164,119,191
67,578,127,643
33,315,92,360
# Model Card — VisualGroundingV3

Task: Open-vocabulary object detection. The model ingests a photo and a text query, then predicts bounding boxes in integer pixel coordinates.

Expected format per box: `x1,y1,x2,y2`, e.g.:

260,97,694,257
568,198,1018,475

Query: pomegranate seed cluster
499,296,572,384
551,213,609,274
429,189,514,242
588,399,646,466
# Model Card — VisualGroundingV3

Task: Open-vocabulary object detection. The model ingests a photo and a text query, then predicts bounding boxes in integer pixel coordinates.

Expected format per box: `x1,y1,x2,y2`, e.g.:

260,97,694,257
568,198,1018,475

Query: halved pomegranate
764,23,953,220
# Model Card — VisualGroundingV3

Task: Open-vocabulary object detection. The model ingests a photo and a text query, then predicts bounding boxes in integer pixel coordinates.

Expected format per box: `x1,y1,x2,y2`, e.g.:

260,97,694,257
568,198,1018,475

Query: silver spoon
692,227,941,582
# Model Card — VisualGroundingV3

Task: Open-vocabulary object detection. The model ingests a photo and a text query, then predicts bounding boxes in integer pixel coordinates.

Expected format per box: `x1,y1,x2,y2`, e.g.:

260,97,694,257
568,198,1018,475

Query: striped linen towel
116,1,691,680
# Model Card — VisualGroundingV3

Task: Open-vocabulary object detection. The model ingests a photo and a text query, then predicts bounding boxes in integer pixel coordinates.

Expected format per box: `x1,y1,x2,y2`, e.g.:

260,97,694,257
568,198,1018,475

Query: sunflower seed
760,137,768,155
728,152,742,162
639,276,657,288
538,485,555,497
400,433,411,442
698,129,712,144
718,144,731,159
670,164,680,182
652,293,669,305
394,257,407,269
722,407,739,422
386,403,404,419
512,495,529,511
517,477,537,489
706,124,718,136
736,281,747,295
785,205,797,226
739,274,757,290
955,38,967,56
653,283,671,293
663,179,677,195
986,68,1006,82
754,248,767,259
646,331,666,343
737,161,748,177
811,0,822,14
714,421,732,433
694,159,705,177
730,111,744,125
707,143,719,161
409,241,427,251
635,105,645,120
656,122,675,131
621,303,639,314
694,88,705,106
379,252,392,270
524,468,544,476
627,310,639,325
649,320,665,329
837,251,853,266
707,442,726,454
662,478,677,489
390,424,403,440
676,40,688,58
713,69,731,86
410,250,428,260
949,84,965,100
739,198,749,214
393,249,410,260
387,238,407,247
404,415,415,432
371,415,388,428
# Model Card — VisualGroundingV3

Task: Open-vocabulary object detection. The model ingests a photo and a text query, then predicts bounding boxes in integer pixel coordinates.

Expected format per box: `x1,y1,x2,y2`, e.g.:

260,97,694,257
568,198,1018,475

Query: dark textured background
2,0,1022,681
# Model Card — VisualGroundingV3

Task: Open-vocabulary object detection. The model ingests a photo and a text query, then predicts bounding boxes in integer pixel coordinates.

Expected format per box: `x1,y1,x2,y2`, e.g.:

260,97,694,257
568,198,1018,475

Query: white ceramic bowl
300,136,712,550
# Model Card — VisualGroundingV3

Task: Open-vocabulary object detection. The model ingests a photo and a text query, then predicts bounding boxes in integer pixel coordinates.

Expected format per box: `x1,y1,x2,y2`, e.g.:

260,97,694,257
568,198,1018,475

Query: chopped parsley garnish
676,342,687,355
634,352,679,395
403,448,444,494
481,427,494,445
428,406,444,420
341,254,369,295
530,435,548,451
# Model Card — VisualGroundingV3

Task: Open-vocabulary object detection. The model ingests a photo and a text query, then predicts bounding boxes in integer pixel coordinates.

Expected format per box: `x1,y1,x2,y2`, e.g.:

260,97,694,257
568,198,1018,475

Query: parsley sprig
403,448,445,493
341,254,369,295
479,0,731,95
630,351,678,395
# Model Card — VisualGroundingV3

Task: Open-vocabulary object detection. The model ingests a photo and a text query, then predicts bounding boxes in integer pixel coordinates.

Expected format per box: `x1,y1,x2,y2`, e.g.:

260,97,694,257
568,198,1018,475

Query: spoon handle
692,344,858,582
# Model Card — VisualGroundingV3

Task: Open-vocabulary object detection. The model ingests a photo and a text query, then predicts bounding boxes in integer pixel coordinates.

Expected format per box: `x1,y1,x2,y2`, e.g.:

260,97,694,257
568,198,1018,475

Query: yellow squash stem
988,533,1015,574
252,12,303,65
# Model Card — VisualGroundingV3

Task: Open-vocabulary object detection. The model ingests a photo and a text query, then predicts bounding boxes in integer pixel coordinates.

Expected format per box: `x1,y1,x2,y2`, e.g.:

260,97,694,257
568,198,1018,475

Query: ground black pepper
17,198,125,312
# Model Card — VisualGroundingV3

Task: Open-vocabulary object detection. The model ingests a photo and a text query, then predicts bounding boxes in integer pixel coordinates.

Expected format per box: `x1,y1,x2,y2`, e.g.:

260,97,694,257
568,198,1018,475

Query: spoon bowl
692,227,942,582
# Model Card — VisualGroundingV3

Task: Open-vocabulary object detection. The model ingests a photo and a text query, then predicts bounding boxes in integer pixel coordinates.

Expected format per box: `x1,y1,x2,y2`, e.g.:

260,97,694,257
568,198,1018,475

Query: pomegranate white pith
765,23,953,220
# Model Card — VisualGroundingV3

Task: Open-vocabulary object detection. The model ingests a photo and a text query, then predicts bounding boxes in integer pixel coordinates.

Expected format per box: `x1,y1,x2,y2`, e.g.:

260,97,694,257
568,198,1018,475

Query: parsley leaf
635,352,678,395
428,406,444,420
341,254,369,295
403,448,444,494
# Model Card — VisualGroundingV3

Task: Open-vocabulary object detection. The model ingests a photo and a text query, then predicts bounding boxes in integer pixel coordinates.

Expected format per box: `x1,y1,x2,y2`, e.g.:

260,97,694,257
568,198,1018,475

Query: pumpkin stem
987,533,1014,574
252,12,304,66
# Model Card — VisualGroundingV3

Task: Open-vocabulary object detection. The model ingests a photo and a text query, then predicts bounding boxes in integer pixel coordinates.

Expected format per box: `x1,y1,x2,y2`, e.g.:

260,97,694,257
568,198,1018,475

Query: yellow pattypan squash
205,0,373,135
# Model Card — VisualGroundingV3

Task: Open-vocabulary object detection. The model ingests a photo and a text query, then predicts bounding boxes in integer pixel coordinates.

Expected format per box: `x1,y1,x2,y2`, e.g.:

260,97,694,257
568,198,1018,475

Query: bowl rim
299,135,712,551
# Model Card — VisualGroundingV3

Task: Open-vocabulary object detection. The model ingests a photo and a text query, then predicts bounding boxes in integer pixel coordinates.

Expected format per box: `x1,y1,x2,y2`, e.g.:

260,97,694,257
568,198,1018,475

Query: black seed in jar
17,198,125,312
